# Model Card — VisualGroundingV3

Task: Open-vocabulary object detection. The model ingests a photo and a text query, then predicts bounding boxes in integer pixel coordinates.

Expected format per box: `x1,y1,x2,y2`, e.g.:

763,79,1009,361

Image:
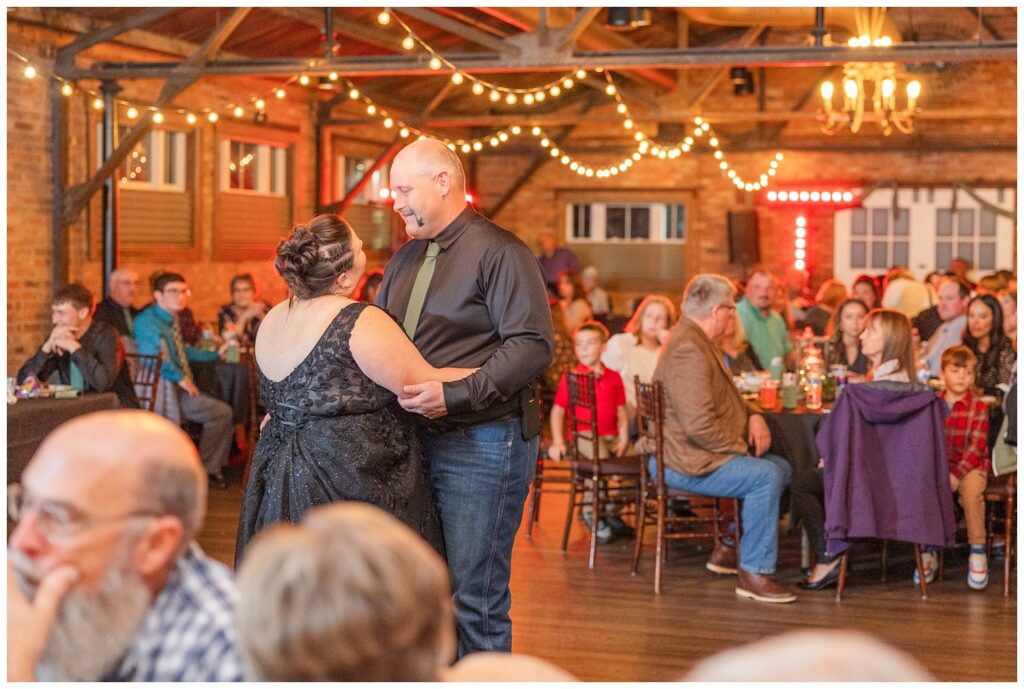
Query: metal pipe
324,7,334,58
812,8,827,47
60,40,1017,80
100,80,121,298
50,80,69,292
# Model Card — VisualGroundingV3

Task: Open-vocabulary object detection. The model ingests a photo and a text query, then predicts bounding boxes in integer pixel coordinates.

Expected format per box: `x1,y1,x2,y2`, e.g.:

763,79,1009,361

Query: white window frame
833,187,1015,285
96,126,186,192
335,155,389,204
220,139,288,196
563,202,686,244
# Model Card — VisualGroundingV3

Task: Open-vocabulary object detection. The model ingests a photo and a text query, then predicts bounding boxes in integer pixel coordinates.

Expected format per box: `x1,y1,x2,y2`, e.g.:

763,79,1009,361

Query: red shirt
940,389,990,479
553,364,626,437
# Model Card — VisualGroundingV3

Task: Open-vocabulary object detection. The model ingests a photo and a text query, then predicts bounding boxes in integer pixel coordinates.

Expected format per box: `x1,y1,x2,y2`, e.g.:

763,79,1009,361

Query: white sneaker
967,552,989,591
912,552,937,585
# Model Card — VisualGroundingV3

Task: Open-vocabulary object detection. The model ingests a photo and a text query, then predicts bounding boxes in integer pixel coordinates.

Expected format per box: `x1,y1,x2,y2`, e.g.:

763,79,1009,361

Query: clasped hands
42,325,81,355
398,380,448,419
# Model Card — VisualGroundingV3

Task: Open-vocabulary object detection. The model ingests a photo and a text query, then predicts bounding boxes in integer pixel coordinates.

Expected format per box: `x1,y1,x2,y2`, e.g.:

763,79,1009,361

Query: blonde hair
624,295,677,339
815,279,848,309
236,503,455,681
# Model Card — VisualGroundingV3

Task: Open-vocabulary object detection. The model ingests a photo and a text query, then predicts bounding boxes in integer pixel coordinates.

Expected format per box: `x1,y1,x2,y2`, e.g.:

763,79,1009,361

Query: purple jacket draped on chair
817,382,957,556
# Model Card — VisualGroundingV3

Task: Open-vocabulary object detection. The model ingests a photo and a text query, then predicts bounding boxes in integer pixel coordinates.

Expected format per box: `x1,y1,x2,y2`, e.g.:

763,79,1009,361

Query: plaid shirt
102,543,244,682
941,389,990,479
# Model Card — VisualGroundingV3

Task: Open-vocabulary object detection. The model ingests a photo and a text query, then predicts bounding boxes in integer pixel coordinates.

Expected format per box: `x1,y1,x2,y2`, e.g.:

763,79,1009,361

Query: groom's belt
420,394,522,435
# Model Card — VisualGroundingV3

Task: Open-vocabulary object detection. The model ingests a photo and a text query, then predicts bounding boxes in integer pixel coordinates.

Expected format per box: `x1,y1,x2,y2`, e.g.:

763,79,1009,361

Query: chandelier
818,9,921,136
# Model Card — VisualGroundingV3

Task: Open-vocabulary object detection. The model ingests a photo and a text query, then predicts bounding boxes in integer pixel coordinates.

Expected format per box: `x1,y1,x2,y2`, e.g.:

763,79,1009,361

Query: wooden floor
201,466,1016,682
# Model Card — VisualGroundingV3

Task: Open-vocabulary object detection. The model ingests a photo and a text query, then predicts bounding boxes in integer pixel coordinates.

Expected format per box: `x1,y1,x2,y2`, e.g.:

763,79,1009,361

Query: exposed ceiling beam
559,8,603,50
431,8,509,38
476,6,677,92
396,8,519,55
62,41,1017,80
268,7,397,52
54,8,178,67
966,8,1004,41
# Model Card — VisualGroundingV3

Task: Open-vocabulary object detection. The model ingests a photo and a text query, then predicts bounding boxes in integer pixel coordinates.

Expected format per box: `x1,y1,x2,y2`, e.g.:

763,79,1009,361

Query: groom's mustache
400,208,425,228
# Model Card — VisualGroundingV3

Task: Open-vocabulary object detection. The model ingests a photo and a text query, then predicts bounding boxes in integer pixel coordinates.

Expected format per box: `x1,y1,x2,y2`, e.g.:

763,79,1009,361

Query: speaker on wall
727,210,760,266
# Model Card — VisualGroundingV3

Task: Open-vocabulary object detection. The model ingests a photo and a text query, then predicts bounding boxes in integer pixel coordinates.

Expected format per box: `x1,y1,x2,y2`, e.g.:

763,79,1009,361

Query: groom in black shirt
378,138,553,656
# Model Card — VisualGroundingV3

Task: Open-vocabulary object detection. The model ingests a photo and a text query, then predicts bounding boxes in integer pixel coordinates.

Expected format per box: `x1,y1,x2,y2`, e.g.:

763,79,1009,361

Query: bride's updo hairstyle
275,214,356,300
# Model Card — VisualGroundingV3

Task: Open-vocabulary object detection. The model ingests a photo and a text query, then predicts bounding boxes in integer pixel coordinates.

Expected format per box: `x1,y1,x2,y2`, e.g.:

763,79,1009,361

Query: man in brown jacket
652,274,795,603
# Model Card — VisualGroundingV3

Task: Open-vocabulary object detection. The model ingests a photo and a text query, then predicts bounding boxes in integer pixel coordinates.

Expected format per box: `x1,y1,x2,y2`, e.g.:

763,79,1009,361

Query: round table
7,392,121,484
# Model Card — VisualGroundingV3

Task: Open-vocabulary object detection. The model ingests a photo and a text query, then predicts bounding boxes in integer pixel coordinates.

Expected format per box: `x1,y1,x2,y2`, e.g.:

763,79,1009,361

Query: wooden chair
835,542,934,601
630,378,741,594
526,381,573,540
124,352,162,413
560,370,642,568
985,472,1016,596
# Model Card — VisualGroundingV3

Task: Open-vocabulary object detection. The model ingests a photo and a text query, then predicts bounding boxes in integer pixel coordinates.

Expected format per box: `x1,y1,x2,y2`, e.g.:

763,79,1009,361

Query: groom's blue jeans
420,418,536,657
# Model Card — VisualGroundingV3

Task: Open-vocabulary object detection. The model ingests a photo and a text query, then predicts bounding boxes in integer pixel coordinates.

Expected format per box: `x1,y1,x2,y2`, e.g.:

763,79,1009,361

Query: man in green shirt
737,270,794,371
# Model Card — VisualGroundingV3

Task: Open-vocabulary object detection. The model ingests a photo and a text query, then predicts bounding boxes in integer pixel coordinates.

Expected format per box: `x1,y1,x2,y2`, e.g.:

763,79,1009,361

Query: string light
152,111,164,124
61,82,73,96
186,113,197,125
377,10,390,25
208,112,219,123
126,106,139,119
24,65,36,79
275,88,286,99
92,98,104,110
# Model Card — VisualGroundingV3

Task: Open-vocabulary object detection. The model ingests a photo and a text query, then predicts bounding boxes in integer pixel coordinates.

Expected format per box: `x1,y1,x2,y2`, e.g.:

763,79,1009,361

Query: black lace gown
235,302,444,562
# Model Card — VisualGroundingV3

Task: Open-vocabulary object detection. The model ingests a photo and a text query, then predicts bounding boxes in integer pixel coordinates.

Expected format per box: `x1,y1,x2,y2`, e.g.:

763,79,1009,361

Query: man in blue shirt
134,272,233,487
7,410,243,682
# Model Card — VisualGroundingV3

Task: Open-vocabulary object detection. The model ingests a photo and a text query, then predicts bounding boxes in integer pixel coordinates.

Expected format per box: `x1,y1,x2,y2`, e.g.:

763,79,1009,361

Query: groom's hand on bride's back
400,381,448,419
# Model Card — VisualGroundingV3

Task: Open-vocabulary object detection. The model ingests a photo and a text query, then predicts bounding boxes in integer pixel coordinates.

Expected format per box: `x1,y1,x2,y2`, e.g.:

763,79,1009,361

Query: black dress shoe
797,564,840,590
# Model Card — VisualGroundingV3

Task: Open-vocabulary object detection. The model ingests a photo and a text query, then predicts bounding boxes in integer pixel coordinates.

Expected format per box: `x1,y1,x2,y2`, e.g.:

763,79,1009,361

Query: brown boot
706,540,738,575
735,569,797,603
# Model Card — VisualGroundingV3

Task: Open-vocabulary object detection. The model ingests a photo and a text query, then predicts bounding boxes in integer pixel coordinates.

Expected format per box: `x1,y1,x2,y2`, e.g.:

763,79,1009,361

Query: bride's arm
349,305,475,397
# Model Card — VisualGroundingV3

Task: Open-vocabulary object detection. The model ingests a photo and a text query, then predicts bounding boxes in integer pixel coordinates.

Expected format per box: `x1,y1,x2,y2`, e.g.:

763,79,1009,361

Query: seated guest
93,267,140,338
803,279,848,336
17,283,138,408
996,268,1016,293
653,274,794,603
965,294,1017,449
939,346,991,590
998,289,1017,347
950,256,976,291
822,298,870,376
922,278,971,377
557,269,593,333
976,273,1006,296
924,270,947,294
236,502,453,681
738,268,794,371
772,281,795,330
881,267,933,320
718,310,760,374
602,295,676,417
145,269,202,345
782,266,811,326
7,410,243,682
581,265,611,322
549,321,631,543
686,629,931,681
217,273,270,345
795,308,917,591
851,274,881,310
135,272,234,489
354,268,385,303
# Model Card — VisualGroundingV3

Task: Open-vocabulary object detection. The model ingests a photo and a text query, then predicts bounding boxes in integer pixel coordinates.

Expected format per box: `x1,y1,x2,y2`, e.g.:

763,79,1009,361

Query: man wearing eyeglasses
134,272,234,489
7,410,243,681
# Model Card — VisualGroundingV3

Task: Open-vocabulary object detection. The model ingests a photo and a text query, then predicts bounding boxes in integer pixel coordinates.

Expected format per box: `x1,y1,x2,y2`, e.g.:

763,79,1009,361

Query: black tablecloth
191,361,251,425
7,393,120,484
764,402,829,476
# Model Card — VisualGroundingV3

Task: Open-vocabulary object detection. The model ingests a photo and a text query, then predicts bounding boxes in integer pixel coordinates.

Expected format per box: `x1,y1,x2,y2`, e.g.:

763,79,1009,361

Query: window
564,202,685,243
848,206,909,270
220,139,288,195
98,126,186,191
936,207,998,271
335,155,388,204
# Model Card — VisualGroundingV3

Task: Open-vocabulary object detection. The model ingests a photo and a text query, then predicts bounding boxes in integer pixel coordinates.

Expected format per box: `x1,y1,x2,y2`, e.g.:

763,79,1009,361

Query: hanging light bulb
498,132,508,142
523,93,534,105
275,88,286,99
490,137,499,147
233,106,244,118
126,107,139,120
383,117,394,128
366,104,376,114
616,103,627,114
349,88,360,99
562,78,574,89
511,126,521,135
400,127,410,138
472,141,482,151
550,85,561,97
472,82,484,95
623,119,633,129
377,10,390,25
152,111,164,124
489,90,501,102
461,143,471,153
208,112,219,122
24,65,37,79
402,35,416,50
329,72,338,81
61,83,73,97
299,75,310,86
186,113,197,125
505,93,517,105
429,57,442,70
255,98,266,110
92,98,104,110
451,72,464,85
605,84,616,95
531,126,541,136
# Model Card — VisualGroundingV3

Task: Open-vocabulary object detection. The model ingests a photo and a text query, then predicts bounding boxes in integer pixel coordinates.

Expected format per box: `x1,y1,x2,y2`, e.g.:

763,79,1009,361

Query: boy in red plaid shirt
940,345,990,590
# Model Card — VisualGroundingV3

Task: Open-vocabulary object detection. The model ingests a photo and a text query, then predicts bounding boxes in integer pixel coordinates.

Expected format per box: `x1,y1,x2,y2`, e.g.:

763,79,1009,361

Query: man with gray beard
7,410,243,681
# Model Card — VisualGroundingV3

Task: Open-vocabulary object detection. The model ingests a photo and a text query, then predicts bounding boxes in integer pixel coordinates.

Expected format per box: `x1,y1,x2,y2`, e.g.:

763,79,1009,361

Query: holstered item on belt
519,381,541,441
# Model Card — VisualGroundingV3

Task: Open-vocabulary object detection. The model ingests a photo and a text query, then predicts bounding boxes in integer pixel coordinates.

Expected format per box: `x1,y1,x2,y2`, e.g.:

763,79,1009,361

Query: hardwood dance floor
202,467,1016,682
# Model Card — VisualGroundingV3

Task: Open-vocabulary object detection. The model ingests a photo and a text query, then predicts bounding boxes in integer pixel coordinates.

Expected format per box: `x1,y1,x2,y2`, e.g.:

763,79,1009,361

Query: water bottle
769,356,784,381
226,340,240,364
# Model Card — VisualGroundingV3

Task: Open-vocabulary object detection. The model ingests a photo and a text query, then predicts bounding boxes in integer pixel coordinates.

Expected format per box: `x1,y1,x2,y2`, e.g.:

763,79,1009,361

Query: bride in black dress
235,214,473,562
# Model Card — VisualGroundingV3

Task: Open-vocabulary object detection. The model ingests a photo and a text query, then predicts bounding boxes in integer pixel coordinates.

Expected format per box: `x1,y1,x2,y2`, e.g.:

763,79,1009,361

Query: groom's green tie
402,241,440,339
